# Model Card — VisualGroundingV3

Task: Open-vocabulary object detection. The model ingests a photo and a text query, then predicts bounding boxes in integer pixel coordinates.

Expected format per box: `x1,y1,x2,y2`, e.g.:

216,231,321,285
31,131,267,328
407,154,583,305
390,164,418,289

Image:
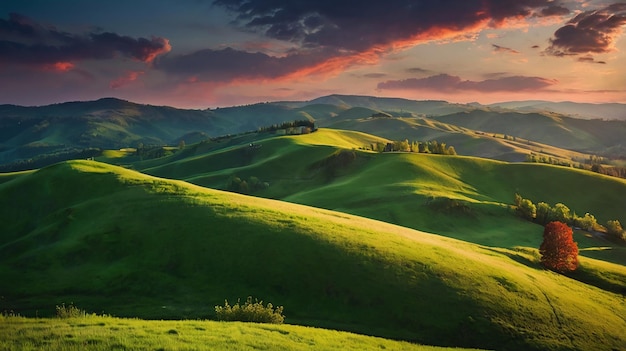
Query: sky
1,0,625,108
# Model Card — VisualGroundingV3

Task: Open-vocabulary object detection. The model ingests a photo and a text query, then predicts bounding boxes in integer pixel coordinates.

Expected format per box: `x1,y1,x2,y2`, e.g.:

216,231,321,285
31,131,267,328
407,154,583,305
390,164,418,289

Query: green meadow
0,120,624,351
1,157,625,350
127,129,626,263
1,314,480,351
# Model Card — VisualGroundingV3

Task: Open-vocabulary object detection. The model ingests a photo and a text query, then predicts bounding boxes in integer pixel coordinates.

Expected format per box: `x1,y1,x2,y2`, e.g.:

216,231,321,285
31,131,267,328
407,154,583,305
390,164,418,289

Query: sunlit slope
0,316,482,351
326,117,594,162
433,110,626,154
1,160,625,350
137,130,626,256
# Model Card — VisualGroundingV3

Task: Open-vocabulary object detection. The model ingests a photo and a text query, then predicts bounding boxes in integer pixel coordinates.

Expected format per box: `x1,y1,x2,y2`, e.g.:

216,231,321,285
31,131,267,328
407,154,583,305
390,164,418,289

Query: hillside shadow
481,247,542,270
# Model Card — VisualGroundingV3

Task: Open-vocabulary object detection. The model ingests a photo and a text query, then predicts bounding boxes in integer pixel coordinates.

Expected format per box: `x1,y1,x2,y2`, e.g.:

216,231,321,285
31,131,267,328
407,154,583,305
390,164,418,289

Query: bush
215,296,285,324
606,220,626,241
56,303,86,318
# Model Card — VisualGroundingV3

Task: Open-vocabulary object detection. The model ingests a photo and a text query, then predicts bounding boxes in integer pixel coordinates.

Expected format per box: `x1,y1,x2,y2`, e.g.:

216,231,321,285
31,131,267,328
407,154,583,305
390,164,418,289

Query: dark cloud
492,44,520,54
155,47,342,81
362,73,387,78
406,67,431,74
213,0,569,52
538,5,570,17
377,74,557,92
577,55,606,64
0,13,171,66
545,3,626,58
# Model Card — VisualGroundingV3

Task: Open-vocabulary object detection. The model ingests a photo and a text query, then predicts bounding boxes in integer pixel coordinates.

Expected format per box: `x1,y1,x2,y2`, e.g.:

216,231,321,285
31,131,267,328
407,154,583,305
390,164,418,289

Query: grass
131,129,626,264
1,159,625,350
0,315,482,351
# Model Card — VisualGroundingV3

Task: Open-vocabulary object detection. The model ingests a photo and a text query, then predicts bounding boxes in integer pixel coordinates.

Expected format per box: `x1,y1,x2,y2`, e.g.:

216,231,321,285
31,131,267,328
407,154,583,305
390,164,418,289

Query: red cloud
110,71,144,89
161,0,568,86
42,61,75,72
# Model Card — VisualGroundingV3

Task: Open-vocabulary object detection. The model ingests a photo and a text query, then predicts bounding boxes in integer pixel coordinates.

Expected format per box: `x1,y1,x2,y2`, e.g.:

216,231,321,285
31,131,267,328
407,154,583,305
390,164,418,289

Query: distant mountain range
1,95,625,171
489,100,626,121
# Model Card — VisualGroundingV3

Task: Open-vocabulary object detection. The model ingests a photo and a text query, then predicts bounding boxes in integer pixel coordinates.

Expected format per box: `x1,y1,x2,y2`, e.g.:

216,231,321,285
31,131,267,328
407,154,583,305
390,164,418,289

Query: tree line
370,139,457,155
257,120,315,134
526,153,626,180
514,194,625,241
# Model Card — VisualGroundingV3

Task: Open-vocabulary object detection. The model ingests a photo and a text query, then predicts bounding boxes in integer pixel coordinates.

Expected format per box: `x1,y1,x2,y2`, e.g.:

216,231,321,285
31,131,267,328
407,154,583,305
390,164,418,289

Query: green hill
131,129,626,265
1,160,625,350
0,315,481,351
324,116,593,162
432,110,626,155
2,95,625,172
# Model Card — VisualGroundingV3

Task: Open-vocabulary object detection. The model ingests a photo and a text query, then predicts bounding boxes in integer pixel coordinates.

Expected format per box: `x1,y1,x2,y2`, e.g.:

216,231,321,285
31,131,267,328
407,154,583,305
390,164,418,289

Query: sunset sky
1,0,625,108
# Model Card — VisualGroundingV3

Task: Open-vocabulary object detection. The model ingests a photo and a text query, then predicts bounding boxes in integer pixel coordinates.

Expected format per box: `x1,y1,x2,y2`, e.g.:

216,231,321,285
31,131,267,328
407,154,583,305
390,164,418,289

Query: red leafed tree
540,221,579,272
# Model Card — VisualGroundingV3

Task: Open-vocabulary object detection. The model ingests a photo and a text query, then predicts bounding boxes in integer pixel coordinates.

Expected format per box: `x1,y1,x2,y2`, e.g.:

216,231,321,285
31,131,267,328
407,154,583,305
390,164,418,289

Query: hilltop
1,160,625,350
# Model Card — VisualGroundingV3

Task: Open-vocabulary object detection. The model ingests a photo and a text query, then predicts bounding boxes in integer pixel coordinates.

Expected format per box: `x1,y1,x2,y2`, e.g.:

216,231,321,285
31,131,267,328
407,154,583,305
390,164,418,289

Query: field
1,314,480,351
124,129,626,263
1,158,625,350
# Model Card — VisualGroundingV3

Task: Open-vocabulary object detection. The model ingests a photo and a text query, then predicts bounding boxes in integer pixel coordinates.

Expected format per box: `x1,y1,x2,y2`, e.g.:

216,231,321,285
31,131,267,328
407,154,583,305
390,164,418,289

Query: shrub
573,213,598,231
540,222,579,273
56,303,86,318
215,296,285,324
606,220,625,241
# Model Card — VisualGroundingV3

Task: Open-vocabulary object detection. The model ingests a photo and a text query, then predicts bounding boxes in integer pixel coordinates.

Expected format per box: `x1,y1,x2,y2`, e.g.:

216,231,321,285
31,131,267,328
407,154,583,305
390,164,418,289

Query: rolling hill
490,100,626,121
3,95,625,172
432,110,626,155
1,160,625,350
126,129,626,264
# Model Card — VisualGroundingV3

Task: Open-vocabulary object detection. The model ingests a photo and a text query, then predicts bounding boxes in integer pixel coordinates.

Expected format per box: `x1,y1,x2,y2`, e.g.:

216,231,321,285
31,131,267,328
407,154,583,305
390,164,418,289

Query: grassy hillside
3,95,624,172
433,110,626,155
1,315,478,351
132,129,626,264
325,116,593,162
1,160,625,350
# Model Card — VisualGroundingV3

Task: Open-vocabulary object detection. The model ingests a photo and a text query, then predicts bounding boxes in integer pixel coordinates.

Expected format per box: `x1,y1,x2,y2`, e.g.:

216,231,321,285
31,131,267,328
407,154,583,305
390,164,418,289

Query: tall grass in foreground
0,314,481,351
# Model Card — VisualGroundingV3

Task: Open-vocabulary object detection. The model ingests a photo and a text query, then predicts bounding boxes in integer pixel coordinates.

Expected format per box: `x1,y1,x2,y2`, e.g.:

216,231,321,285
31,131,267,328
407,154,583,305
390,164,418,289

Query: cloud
214,0,570,53
361,73,387,78
0,13,171,67
406,67,431,74
538,5,571,17
492,44,520,54
156,47,347,82
577,55,606,64
377,74,557,92
545,3,626,58
110,70,145,89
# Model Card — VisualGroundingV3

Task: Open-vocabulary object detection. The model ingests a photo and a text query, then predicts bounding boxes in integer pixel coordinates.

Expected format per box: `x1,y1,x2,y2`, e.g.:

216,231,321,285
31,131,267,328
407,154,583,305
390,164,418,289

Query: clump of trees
514,194,625,241
311,149,357,180
258,120,315,134
215,296,284,324
371,139,456,155
606,220,626,241
540,221,579,273
526,153,626,180
228,176,269,194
